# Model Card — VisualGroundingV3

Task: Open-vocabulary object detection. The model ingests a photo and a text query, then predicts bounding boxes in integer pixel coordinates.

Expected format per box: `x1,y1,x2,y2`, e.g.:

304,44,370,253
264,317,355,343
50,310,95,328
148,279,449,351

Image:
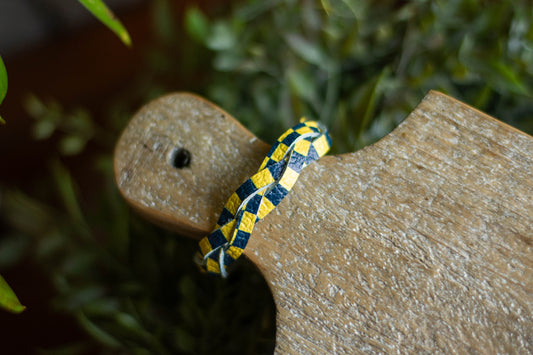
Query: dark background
0,1,227,352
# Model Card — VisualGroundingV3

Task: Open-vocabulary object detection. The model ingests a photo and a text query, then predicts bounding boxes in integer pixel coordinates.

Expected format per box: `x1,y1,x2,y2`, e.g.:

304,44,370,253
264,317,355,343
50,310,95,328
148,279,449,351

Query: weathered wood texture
114,91,533,354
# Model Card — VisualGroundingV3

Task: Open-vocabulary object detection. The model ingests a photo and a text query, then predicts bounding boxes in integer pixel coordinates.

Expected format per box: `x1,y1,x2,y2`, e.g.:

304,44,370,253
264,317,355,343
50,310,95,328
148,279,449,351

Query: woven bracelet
196,119,331,277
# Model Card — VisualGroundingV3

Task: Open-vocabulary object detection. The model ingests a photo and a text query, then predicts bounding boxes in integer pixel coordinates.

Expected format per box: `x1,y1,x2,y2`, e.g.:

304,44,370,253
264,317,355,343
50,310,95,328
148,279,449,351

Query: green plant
189,0,533,152
0,274,25,314
3,91,276,353
0,0,130,125
0,0,131,313
78,0,132,46
0,56,6,125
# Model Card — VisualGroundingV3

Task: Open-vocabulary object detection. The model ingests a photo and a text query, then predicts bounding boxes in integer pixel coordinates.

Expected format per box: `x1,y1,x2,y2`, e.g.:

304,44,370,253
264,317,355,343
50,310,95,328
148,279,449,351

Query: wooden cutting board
114,91,533,354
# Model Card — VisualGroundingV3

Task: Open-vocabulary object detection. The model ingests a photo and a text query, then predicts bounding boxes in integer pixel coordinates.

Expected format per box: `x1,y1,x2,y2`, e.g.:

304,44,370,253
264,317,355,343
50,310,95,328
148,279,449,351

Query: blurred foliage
78,0,132,46
188,0,533,152
3,92,275,354
1,180,275,354
1,0,533,353
26,95,99,156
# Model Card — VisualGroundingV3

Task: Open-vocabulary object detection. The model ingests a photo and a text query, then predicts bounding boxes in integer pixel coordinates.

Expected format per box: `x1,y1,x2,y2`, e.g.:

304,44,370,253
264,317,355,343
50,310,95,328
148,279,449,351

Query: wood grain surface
114,91,532,354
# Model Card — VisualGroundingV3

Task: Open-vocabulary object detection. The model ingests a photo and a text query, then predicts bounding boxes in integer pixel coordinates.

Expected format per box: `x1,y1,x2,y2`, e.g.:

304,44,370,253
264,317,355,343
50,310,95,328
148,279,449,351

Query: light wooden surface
114,91,533,354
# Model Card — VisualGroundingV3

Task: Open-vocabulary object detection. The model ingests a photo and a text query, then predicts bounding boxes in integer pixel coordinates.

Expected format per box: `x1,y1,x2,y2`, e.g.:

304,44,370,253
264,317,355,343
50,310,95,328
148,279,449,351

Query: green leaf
77,0,131,46
0,274,25,313
33,119,57,140
321,0,333,15
0,55,7,124
213,51,243,71
0,56,6,105
185,7,209,43
206,22,237,50
77,312,121,347
287,68,317,102
51,160,85,224
489,60,530,96
284,34,333,71
358,67,390,135
59,135,87,156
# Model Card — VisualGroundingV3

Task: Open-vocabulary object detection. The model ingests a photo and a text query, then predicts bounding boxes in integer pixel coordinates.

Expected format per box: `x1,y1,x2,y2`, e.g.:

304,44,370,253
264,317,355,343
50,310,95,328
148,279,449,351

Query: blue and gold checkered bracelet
196,119,331,277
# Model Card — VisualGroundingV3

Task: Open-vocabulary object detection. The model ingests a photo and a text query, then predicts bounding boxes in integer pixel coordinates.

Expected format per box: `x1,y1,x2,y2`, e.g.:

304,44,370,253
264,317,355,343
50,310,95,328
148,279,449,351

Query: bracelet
196,119,331,277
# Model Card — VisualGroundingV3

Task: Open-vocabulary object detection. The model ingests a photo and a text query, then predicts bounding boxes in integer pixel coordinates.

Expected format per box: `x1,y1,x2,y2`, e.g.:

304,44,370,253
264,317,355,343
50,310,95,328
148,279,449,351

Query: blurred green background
0,0,532,353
